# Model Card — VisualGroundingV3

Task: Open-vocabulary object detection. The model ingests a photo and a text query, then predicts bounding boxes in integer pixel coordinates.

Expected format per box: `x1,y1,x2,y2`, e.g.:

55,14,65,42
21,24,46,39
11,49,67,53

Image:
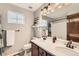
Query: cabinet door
39,48,46,56
31,43,39,56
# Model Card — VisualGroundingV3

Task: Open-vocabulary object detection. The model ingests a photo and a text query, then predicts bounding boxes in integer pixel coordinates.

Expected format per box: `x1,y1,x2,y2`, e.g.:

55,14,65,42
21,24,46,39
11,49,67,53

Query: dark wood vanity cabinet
31,42,52,56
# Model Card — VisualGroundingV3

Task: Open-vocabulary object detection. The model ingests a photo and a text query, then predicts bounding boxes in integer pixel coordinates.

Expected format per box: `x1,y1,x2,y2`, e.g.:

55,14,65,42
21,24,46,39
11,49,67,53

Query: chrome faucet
42,36,47,40
66,40,74,49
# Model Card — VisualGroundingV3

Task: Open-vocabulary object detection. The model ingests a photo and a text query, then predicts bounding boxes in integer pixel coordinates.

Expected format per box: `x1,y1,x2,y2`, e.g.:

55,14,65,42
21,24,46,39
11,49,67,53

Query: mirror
41,3,79,42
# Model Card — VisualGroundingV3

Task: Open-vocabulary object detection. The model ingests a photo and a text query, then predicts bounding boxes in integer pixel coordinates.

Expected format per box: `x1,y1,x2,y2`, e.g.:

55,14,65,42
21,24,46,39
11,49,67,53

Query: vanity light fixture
41,3,69,16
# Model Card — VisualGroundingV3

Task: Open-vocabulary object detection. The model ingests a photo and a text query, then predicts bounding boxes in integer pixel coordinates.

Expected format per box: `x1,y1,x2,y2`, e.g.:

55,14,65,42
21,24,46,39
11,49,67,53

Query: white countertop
31,37,79,56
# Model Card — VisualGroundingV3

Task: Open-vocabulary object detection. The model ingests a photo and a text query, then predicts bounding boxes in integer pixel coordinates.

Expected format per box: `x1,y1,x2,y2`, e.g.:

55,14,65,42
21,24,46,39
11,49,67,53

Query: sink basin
55,47,79,56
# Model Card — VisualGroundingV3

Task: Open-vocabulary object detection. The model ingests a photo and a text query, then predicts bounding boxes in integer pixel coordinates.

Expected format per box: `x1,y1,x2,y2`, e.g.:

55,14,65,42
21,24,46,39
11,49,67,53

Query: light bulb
48,4,52,11
54,3,60,8
42,7,48,16
43,13,47,16
46,11,50,15
57,3,67,8
57,5,63,8
51,9,54,13
43,7,47,14
41,9,43,15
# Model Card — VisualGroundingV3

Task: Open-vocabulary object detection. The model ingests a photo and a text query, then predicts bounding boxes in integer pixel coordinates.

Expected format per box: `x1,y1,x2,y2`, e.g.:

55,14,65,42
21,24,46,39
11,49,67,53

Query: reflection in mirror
42,15,67,40
67,13,79,42
42,16,53,37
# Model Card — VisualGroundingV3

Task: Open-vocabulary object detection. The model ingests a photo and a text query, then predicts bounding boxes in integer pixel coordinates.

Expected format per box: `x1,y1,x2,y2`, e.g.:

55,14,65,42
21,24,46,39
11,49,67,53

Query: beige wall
0,4,34,53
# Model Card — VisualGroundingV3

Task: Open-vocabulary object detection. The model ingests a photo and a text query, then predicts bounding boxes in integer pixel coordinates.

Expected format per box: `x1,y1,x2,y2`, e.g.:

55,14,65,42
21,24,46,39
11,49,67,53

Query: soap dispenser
53,36,57,43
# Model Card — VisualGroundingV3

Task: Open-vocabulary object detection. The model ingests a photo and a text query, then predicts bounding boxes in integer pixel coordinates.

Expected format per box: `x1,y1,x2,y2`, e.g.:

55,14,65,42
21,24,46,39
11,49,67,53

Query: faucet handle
70,43,77,49
64,42,67,45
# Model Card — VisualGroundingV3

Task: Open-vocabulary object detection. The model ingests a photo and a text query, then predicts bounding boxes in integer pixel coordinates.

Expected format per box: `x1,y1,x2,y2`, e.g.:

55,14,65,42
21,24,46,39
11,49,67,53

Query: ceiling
10,3,79,19
46,3,79,19
11,3,44,12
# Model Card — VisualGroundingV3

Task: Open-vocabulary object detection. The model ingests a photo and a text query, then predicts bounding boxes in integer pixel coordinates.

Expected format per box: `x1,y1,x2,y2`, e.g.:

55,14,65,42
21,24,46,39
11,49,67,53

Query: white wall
0,4,34,54
51,19,67,40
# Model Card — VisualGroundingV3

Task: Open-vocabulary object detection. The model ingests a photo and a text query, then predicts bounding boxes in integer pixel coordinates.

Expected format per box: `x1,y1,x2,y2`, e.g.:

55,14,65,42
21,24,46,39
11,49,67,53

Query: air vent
28,6,32,9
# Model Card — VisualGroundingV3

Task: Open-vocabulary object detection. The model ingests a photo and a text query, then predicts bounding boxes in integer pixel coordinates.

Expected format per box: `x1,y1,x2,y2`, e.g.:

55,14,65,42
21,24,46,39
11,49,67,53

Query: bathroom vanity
31,42,52,56
31,38,79,56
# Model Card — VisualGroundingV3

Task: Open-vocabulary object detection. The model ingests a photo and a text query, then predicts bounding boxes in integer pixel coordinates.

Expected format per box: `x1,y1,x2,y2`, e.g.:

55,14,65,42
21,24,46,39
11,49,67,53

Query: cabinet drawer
39,48,46,56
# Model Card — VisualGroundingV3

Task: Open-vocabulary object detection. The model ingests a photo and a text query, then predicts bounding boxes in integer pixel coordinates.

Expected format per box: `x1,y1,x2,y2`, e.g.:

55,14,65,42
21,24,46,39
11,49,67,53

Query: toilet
23,43,31,56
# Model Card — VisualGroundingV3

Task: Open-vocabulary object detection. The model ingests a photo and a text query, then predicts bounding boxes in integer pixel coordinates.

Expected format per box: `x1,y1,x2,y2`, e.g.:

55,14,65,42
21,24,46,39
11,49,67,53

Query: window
8,11,24,24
